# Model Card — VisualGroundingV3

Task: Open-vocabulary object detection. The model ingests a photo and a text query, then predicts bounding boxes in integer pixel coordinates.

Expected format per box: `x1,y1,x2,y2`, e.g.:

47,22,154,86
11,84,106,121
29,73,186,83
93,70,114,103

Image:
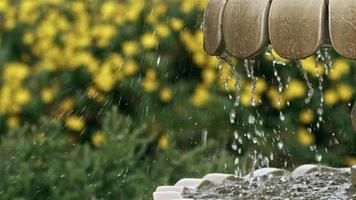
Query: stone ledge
153,164,355,200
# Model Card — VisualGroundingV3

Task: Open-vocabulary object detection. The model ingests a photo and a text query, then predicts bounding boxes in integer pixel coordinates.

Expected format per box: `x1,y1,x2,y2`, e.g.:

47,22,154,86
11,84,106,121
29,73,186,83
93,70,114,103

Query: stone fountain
203,0,356,59
153,0,356,199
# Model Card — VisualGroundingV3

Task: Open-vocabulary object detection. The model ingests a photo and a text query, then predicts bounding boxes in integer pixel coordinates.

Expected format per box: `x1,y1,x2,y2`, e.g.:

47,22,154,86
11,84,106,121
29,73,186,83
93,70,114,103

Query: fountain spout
203,0,356,59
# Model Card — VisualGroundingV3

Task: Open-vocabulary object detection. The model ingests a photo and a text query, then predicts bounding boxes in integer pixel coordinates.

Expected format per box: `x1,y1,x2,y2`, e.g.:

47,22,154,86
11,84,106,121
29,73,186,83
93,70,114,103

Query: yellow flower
240,92,261,107
155,24,171,38
170,18,184,31
265,48,289,63
223,78,238,92
23,31,35,45
283,80,306,100
141,33,157,49
0,1,8,12
107,53,124,69
126,1,144,21
267,88,285,109
122,41,139,57
328,59,350,80
180,0,194,13
142,68,158,92
299,109,314,124
207,56,219,68
198,0,208,10
191,85,209,107
65,116,85,132
324,89,338,106
59,98,74,114
202,69,216,85
344,155,356,167
41,87,56,103
337,84,353,102
160,87,173,103
245,79,267,94
124,60,138,76
94,65,115,92
146,68,157,80
193,52,207,66
15,88,31,105
91,131,106,147
91,24,116,48
143,79,158,92
159,134,169,150
300,56,324,76
86,86,105,102
101,1,117,20
3,62,30,85
6,116,19,128
297,128,315,146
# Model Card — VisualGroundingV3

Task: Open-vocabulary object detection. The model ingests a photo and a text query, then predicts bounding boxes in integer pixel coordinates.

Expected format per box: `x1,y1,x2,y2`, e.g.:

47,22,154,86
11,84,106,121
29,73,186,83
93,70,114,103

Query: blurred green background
0,0,354,199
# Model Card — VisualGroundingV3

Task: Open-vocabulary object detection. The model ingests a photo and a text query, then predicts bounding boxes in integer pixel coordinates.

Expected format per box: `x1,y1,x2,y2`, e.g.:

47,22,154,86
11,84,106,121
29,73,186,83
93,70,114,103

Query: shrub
0,107,234,199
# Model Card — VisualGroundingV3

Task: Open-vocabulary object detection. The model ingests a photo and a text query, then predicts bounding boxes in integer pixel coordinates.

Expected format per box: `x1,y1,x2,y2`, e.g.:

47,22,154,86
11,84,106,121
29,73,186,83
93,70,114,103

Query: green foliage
0,107,233,199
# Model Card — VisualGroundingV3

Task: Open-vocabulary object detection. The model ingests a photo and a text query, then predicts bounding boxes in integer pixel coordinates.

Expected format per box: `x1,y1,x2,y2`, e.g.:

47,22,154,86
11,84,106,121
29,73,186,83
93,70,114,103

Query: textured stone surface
223,0,271,58
269,0,326,59
153,191,183,200
174,178,212,189
329,0,356,59
203,0,227,56
203,173,239,185
153,165,353,200
203,0,356,59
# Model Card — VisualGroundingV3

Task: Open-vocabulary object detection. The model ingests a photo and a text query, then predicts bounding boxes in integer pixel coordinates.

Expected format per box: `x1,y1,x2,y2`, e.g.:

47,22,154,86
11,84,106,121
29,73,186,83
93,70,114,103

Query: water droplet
277,142,284,150
231,142,238,151
248,115,256,124
315,153,322,162
279,111,285,121
229,109,236,124
233,131,239,139
201,129,208,146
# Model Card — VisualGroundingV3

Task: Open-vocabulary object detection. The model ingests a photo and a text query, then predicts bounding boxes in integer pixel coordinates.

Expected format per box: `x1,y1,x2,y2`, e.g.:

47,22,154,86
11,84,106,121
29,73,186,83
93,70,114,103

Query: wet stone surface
183,171,356,199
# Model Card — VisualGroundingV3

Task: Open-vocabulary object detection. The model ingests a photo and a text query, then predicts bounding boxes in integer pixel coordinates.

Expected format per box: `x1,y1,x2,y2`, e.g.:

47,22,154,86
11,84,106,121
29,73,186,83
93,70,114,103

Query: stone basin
153,164,356,200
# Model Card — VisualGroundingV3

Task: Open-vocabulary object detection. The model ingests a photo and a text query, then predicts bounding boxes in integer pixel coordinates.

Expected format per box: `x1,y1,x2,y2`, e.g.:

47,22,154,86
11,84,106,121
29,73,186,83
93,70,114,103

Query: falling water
217,53,246,176
265,48,286,121
229,109,236,124
265,47,285,93
218,53,242,107
201,129,208,146
296,60,314,104
244,59,258,106
315,56,325,129
316,48,333,75
217,54,269,177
